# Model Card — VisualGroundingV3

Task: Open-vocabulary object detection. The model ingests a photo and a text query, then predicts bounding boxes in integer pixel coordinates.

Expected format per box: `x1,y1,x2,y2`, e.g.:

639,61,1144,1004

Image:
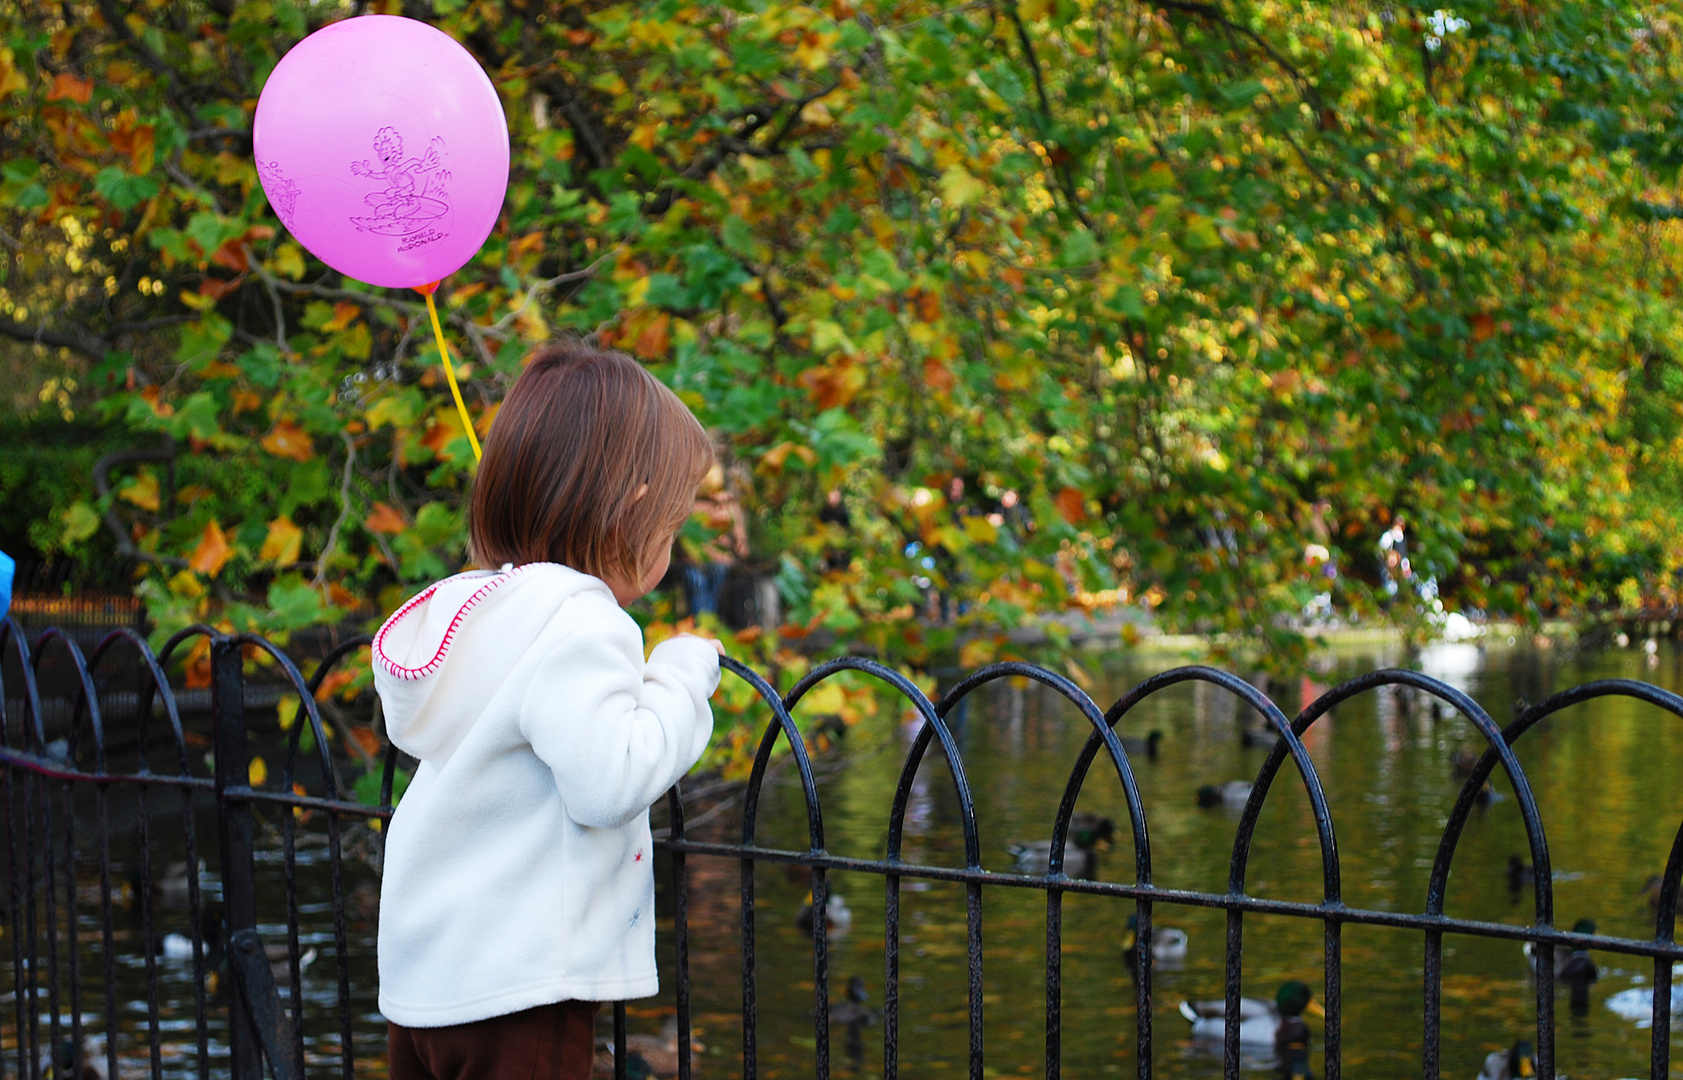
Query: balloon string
423,290,482,463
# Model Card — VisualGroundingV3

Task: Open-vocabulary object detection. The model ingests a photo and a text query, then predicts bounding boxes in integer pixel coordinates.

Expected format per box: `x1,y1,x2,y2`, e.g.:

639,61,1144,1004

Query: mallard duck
1476,1039,1536,1080
795,891,853,936
1276,1014,1314,1078
1523,919,1597,979
1008,813,1116,878
593,1015,704,1079
1196,781,1251,809
1451,748,1482,777
1120,731,1162,761
1178,980,1323,1046
1121,913,1187,967
1240,721,1278,749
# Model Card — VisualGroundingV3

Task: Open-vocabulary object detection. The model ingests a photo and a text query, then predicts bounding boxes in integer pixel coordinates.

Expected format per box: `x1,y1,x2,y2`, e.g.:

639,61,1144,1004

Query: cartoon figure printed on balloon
349,126,451,247
258,161,300,230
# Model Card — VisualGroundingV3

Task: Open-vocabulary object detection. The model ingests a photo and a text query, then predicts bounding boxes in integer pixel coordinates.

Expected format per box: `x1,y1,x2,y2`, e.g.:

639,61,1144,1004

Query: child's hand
706,637,726,657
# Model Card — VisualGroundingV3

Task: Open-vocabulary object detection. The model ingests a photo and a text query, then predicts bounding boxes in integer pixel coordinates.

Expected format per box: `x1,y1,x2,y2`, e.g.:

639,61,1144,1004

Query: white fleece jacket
370,562,718,1027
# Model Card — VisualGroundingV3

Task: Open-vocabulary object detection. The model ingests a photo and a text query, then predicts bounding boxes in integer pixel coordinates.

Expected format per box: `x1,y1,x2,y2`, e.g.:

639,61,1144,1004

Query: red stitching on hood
373,567,528,682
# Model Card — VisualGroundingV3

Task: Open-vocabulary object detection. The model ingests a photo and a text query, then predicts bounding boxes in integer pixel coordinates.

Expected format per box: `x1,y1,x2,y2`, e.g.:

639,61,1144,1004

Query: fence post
212,633,264,1080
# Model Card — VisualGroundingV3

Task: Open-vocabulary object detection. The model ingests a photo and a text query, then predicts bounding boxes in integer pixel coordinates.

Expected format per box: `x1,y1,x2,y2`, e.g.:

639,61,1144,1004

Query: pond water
5,638,1682,1079
679,639,1683,1080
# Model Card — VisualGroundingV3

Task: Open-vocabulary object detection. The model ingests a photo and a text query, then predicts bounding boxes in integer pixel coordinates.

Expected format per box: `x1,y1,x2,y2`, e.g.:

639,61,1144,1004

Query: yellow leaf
794,33,832,71
259,516,303,565
248,755,267,787
260,420,314,462
959,636,999,668
271,243,305,281
189,520,234,577
939,164,987,209
1020,0,1054,21
61,501,101,544
119,471,161,512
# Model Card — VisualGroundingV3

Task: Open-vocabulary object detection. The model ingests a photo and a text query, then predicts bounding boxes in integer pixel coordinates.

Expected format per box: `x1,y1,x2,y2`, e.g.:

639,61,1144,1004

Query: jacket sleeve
520,599,719,829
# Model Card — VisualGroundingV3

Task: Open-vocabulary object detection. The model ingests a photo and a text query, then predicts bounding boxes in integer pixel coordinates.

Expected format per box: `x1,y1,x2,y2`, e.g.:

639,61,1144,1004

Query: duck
41,1034,145,1080
1451,748,1482,778
1196,781,1252,809
592,1015,704,1079
1522,918,1597,979
795,891,853,936
1276,1013,1314,1078
1121,913,1188,967
1476,1040,1536,1080
1008,813,1116,878
1240,721,1278,749
1119,731,1162,761
122,859,207,910
155,906,317,989
1641,874,1664,915
43,1035,108,1080
825,975,878,1028
1178,980,1324,1046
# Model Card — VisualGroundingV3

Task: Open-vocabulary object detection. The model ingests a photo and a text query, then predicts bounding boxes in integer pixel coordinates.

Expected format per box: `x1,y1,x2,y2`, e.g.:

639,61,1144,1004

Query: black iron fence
2,617,1680,1080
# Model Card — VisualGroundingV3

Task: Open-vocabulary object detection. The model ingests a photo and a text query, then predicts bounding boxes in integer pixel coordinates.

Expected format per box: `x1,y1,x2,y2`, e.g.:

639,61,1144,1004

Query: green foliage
4,0,1683,693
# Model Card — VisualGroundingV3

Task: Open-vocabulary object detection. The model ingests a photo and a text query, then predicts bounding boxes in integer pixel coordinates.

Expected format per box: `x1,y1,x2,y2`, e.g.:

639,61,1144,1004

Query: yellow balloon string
423,289,482,463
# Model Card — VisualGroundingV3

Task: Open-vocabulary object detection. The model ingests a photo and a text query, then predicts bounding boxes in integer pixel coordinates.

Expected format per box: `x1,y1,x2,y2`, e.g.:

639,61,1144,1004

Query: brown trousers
388,1000,599,1080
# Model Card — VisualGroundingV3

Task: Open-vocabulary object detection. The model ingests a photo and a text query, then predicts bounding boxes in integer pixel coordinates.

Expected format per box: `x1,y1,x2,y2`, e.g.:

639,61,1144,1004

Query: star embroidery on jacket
634,849,644,862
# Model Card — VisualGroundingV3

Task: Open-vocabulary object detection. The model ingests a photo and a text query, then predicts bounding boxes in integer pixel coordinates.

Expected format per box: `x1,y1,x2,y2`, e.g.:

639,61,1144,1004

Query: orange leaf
189,520,234,577
46,73,92,104
260,420,313,462
199,274,244,300
1053,487,1086,525
314,669,357,702
210,241,248,274
632,311,671,359
364,502,409,534
345,725,381,758
922,357,956,394
1471,312,1495,342
324,301,360,332
183,637,213,690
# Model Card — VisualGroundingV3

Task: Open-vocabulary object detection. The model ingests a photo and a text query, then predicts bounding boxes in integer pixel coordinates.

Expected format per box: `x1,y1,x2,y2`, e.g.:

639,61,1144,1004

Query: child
372,340,723,1080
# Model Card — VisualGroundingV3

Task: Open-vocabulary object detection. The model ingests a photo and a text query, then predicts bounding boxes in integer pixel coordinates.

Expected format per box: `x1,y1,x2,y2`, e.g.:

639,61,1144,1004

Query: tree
3,0,1682,680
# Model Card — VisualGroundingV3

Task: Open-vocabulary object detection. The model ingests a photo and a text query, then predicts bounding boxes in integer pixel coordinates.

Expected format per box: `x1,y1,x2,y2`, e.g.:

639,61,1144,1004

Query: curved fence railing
1,619,1680,1080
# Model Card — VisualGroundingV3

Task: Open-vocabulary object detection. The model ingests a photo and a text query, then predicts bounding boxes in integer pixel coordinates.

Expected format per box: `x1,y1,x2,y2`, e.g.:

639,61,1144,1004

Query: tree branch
0,317,109,360
1003,4,1098,231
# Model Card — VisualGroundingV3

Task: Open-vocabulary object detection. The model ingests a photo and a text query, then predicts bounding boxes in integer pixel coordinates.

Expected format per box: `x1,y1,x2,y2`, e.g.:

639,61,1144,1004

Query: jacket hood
372,563,607,762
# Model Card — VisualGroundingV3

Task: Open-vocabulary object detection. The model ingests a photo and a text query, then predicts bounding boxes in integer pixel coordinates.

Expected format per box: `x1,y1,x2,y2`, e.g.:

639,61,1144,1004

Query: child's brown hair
469,340,713,588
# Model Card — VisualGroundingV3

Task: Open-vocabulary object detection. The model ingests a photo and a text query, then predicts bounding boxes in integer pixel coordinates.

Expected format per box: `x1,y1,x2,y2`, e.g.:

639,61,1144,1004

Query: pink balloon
253,16,509,290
